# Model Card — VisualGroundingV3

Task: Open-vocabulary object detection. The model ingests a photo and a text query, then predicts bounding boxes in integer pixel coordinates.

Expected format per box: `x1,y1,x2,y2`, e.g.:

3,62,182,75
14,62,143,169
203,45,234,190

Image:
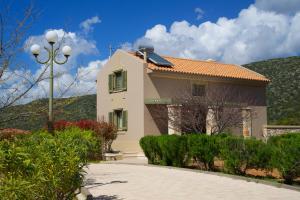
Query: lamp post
30,30,72,134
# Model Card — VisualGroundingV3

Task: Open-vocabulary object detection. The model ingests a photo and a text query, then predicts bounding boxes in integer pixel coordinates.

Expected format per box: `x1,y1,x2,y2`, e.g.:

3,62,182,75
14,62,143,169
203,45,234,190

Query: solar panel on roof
136,49,173,67
147,52,173,67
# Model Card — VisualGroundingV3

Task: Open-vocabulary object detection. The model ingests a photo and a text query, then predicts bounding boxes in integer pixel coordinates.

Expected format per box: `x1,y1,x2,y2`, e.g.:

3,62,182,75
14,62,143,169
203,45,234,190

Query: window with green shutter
108,112,113,124
122,71,127,91
122,110,128,130
108,74,113,93
108,70,127,93
109,109,128,131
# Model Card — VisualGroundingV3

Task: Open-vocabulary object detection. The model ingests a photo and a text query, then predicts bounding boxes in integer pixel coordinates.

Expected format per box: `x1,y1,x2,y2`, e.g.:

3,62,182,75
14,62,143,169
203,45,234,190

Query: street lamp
30,30,72,134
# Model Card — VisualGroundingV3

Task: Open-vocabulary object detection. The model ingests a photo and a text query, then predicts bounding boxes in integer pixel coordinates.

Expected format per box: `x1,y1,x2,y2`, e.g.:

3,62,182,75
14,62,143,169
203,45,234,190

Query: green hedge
268,133,300,184
0,128,98,199
140,135,189,167
140,133,300,184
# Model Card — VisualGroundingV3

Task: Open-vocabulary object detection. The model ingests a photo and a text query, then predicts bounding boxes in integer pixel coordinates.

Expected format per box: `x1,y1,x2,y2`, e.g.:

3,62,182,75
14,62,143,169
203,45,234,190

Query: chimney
137,45,154,63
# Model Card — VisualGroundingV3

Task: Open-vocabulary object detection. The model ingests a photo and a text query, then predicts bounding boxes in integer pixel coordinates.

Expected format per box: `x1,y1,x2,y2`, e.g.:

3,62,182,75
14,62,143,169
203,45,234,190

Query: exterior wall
251,106,267,138
144,73,191,135
97,51,268,154
263,125,300,139
144,71,268,137
97,50,145,153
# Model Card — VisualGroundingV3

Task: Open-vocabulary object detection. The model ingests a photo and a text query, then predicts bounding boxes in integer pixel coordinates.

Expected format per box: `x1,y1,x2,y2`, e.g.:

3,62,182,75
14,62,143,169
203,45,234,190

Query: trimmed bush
188,134,219,170
158,135,189,167
0,128,97,199
140,135,189,167
140,133,300,184
219,137,273,175
140,136,162,164
268,133,300,184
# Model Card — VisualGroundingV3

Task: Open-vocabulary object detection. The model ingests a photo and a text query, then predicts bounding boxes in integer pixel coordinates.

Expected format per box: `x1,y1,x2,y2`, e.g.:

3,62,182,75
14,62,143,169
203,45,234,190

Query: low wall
263,125,300,139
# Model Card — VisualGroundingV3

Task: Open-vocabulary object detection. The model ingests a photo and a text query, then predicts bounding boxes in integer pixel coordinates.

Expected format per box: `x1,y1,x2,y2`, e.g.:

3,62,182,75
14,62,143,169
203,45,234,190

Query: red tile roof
129,52,269,82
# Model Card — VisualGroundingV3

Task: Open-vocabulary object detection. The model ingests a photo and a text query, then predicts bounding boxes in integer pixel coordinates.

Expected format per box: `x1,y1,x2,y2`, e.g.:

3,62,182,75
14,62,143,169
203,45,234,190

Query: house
97,47,269,155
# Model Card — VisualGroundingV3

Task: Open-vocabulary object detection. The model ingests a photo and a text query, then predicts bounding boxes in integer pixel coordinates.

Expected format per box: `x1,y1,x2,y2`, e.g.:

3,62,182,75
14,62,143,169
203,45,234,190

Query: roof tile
129,52,269,82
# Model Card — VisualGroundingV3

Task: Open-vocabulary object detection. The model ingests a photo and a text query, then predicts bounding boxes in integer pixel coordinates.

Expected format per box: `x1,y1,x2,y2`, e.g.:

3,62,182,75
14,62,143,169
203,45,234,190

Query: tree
0,1,95,130
0,1,39,110
149,83,256,135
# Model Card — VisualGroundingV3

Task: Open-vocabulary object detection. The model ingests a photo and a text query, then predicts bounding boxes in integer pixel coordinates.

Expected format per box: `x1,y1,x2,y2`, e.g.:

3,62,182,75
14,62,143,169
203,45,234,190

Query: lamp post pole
49,43,54,132
30,31,72,134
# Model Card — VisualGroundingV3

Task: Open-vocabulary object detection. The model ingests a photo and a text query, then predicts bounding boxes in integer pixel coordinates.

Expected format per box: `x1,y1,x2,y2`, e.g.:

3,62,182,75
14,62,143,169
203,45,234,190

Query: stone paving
85,162,300,200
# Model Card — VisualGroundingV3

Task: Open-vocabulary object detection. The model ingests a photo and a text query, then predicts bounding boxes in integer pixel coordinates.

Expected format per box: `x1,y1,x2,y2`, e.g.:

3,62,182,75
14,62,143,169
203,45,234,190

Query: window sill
117,130,127,135
117,128,127,132
109,89,127,94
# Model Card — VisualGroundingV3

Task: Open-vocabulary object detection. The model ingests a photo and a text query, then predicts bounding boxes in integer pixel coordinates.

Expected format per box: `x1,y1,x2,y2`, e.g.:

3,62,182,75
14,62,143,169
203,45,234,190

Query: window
192,84,206,97
109,109,128,131
109,70,127,93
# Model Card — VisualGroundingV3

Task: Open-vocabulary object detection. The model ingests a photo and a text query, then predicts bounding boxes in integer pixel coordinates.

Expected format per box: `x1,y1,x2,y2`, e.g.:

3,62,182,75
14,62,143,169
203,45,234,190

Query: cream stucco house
97,47,269,155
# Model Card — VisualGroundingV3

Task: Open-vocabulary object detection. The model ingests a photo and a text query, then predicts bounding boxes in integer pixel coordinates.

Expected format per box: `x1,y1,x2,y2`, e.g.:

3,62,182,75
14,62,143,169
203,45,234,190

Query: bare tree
0,1,39,111
205,85,251,135
149,83,256,135
0,1,96,129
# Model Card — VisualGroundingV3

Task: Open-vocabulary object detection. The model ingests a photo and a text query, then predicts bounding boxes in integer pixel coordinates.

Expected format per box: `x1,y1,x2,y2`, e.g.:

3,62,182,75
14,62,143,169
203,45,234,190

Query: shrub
140,136,162,164
53,120,73,131
158,135,189,167
219,136,273,175
243,138,273,171
218,136,246,174
0,128,96,199
188,134,219,170
268,133,300,184
94,120,117,153
0,128,31,141
139,133,298,184
54,119,117,154
140,135,189,167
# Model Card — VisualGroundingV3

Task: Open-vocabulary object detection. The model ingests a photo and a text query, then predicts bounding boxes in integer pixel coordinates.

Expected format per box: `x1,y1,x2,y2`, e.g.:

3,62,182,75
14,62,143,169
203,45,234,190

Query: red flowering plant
53,119,118,153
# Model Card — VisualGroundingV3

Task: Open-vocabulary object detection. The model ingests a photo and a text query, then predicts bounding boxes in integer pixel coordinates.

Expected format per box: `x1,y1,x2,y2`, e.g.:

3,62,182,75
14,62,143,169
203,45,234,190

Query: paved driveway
85,163,300,200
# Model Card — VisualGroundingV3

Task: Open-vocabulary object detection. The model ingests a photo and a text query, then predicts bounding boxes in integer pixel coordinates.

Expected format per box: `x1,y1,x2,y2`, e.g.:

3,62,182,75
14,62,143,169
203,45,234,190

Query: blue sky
25,0,253,60
4,0,300,100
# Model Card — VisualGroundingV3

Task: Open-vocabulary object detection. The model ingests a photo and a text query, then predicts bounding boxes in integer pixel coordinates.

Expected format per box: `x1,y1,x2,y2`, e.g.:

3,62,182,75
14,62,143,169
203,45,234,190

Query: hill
243,56,300,125
0,94,96,131
1,56,300,131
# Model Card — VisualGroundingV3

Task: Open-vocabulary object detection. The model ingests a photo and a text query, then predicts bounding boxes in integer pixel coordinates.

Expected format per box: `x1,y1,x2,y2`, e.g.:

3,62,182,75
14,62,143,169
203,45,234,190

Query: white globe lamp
30,44,41,56
45,30,58,44
62,46,72,57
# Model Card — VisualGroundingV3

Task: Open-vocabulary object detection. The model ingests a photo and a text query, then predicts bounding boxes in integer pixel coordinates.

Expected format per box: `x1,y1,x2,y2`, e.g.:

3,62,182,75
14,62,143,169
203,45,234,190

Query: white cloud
78,59,107,82
195,7,205,20
10,28,105,103
80,16,101,33
255,0,300,15
134,4,300,64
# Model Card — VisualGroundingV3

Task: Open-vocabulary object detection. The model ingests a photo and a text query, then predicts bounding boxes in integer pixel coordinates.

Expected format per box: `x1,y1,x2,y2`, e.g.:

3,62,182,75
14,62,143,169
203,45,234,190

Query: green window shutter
112,73,116,91
122,110,128,131
108,74,113,93
109,112,113,124
122,70,127,91
113,112,118,127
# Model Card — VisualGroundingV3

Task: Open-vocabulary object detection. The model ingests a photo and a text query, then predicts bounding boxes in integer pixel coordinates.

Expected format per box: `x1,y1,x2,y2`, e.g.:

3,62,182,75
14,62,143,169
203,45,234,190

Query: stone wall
263,125,300,139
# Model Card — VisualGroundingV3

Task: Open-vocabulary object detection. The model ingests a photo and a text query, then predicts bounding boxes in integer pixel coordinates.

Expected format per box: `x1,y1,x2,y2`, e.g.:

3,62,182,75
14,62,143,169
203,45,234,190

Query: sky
3,0,300,102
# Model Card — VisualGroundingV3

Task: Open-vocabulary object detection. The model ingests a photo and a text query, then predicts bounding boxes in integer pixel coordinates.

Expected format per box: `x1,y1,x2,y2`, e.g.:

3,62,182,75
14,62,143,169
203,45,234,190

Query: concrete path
85,163,300,200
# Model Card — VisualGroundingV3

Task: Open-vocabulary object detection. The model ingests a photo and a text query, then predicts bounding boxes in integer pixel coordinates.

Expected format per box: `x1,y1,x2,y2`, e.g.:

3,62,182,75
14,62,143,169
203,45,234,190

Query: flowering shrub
53,120,73,131
53,119,118,153
95,120,117,153
74,120,98,131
